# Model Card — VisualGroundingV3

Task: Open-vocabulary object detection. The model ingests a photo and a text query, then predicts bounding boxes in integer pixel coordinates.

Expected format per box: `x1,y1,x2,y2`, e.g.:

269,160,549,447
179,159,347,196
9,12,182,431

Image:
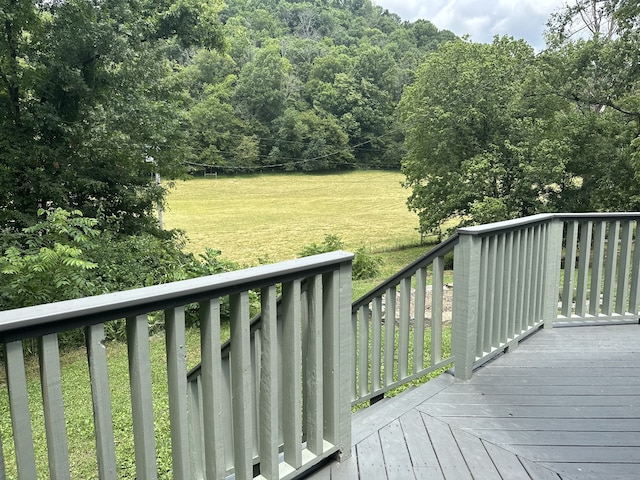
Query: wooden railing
2,212,639,478
352,212,640,390
557,214,640,324
350,235,458,406
452,213,640,380
0,251,353,480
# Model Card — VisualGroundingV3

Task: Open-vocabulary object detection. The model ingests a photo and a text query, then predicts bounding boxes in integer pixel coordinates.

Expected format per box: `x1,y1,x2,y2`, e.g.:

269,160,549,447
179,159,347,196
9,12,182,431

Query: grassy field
164,171,422,264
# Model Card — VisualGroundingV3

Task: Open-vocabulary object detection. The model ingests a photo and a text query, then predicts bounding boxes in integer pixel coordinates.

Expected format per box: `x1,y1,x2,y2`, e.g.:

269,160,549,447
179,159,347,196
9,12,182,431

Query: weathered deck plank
305,324,640,479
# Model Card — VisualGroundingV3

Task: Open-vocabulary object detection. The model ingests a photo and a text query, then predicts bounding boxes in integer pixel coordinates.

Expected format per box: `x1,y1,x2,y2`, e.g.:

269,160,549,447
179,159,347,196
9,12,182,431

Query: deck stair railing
0,251,353,480
350,235,458,406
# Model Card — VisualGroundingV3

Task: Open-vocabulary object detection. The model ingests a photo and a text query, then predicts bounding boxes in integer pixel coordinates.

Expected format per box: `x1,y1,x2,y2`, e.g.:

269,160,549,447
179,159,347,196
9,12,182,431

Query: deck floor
306,323,640,480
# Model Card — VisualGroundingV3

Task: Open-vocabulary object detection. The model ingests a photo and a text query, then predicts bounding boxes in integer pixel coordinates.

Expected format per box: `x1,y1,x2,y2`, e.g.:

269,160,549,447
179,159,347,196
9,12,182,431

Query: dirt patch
380,285,454,327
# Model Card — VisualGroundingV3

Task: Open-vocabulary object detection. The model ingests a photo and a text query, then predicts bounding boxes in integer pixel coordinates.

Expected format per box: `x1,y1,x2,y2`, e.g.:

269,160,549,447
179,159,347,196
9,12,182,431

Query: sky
372,0,567,51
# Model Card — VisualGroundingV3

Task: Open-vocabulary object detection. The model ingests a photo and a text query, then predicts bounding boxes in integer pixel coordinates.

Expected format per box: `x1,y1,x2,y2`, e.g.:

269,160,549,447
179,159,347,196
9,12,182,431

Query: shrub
0,208,100,310
298,234,383,280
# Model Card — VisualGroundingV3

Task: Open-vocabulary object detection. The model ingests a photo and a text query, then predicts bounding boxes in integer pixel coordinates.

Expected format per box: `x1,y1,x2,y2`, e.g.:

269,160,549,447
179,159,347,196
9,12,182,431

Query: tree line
1,0,455,235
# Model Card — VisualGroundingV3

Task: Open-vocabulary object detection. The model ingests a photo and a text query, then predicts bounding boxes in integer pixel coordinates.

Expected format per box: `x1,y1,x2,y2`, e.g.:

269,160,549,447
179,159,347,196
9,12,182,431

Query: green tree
233,44,292,125
0,0,225,234
268,108,353,170
542,0,640,211
400,37,568,234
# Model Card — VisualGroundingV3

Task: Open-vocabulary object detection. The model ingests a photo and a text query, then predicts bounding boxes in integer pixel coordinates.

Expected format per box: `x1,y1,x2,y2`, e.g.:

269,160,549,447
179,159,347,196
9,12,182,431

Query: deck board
378,420,414,480
397,409,440,470
304,324,640,479
356,434,387,480
449,427,501,480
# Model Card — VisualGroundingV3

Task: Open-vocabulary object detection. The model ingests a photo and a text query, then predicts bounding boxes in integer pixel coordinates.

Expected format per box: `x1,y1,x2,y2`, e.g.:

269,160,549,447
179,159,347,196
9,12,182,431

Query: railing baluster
260,286,279,478
351,308,358,401
616,221,634,314
358,305,369,398
200,299,225,478
398,277,411,379
603,221,620,316
523,227,535,326
431,257,444,365
494,233,506,344
630,222,640,313
165,307,191,479
38,334,70,480
414,267,427,372
516,228,529,332
540,224,550,321
602,222,620,316
562,221,579,318
126,314,158,480
590,222,606,316
384,286,396,385
306,275,324,455
230,292,253,479
5,341,37,480
530,225,543,325
187,376,204,479
322,271,340,445
509,230,521,334
282,281,303,469
85,324,117,480
478,237,489,355
487,236,498,350
503,232,514,340
576,222,593,317
371,297,383,391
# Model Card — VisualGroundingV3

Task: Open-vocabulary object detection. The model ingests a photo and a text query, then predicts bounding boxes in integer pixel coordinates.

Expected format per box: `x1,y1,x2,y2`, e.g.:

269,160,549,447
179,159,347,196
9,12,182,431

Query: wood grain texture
312,324,640,479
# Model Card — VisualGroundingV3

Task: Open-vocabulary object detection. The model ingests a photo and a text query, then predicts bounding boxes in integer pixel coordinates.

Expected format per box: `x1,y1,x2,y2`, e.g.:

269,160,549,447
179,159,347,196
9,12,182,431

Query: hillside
181,0,456,174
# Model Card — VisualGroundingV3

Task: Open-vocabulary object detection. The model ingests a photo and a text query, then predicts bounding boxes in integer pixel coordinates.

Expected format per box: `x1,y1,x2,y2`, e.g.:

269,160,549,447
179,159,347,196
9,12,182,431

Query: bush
0,208,100,309
298,234,383,280
352,245,383,280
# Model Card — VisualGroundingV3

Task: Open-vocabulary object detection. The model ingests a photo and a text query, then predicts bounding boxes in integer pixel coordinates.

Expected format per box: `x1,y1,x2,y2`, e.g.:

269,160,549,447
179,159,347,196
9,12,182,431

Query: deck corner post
452,233,482,381
337,258,354,460
543,218,564,329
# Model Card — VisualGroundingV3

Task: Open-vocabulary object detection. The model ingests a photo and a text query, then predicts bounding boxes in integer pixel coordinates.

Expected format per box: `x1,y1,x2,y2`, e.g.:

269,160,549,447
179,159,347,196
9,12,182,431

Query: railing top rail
0,250,354,342
458,212,640,237
352,233,459,311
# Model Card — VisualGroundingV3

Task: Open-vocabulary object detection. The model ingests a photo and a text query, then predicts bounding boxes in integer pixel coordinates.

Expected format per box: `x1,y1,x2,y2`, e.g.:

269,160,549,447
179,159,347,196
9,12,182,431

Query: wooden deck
306,323,640,480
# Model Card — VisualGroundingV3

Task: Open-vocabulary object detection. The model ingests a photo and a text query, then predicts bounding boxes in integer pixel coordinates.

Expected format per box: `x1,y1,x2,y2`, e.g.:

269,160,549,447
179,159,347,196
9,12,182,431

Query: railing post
338,259,353,459
543,218,564,328
324,259,353,461
452,233,482,381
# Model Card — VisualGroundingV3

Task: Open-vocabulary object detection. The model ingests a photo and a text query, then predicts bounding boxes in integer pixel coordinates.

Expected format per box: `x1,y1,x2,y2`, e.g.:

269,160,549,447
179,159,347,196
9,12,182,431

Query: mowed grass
164,171,421,264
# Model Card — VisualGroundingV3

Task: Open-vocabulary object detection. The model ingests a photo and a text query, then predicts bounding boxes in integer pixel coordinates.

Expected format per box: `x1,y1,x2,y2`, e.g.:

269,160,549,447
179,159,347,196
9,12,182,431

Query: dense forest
1,0,456,234
1,0,639,310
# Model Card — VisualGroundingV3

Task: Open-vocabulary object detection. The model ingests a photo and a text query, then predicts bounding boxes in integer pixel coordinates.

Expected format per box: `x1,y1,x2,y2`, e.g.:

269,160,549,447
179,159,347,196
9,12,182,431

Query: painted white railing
0,251,353,480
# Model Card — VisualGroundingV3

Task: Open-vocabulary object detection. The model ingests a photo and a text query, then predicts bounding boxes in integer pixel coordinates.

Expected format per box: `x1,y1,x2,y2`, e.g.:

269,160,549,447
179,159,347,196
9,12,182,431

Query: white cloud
372,0,566,51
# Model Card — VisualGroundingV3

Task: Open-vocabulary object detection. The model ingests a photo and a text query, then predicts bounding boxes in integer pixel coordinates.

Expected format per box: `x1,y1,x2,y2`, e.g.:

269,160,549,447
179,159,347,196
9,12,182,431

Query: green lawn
164,171,422,264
